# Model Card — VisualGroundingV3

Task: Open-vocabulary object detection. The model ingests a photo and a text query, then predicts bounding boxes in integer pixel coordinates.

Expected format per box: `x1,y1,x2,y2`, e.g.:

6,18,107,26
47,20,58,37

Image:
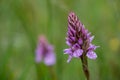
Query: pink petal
89,36,94,42
78,38,83,45
44,53,56,66
73,49,83,57
64,48,72,54
67,55,72,63
35,47,43,63
88,44,100,50
66,41,71,46
86,51,97,59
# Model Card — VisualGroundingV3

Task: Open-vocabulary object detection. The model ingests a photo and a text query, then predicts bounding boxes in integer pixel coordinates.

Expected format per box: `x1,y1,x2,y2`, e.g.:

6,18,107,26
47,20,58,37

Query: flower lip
73,49,83,57
64,48,72,54
86,51,97,59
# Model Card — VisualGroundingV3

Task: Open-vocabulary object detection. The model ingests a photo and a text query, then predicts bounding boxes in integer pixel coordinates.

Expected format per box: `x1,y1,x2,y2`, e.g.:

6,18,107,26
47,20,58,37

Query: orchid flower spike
64,12,99,63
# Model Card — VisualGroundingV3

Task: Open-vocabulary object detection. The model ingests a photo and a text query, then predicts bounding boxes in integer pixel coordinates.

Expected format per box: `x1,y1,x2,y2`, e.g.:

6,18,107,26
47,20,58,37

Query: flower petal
73,49,83,57
78,38,83,45
68,24,76,34
64,48,72,54
66,41,71,46
72,43,80,50
86,51,97,59
70,37,76,42
67,55,72,63
87,32,91,38
47,45,54,51
44,52,56,66
88,44,99,51
35,47,43,63
89,36,94,42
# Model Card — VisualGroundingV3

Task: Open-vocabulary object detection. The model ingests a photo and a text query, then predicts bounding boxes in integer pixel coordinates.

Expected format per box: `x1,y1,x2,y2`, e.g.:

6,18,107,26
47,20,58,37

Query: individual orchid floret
35,35,56,66
64,12,99,62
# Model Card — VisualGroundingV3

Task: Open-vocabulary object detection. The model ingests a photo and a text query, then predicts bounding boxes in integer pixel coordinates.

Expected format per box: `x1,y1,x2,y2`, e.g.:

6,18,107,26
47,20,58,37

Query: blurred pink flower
35,35,56,66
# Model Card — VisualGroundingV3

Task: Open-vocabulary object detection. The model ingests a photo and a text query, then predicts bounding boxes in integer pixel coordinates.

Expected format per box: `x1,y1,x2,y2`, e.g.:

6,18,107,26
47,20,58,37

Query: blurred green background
0,0,120,80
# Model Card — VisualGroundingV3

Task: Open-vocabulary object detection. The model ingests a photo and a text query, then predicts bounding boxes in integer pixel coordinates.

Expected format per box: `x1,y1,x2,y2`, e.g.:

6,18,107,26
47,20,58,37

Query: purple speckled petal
66,41,71,46
88,44,99,51
64,48,72,54
78,38,83,45
72,43,80,49
70,37,76,42
86,51,97,59
68,24,76,34
82,27,88,35
89,36,94,42
67,55,72,63
44,52,56,66
73,49,83,57
87,32,91,37
66,37,72,43
85,29,88,34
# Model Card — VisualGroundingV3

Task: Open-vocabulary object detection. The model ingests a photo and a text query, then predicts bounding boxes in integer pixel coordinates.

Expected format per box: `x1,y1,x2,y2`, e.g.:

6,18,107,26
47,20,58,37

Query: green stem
36,63,44,80
48,66,57,80
81,55,90,80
